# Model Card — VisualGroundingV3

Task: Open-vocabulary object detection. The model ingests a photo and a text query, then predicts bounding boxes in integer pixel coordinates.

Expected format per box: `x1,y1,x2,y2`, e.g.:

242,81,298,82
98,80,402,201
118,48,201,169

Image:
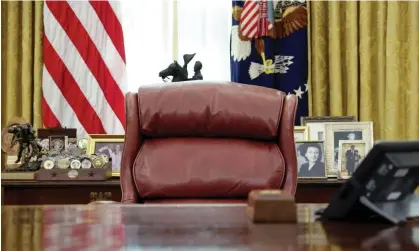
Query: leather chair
121,82,298,204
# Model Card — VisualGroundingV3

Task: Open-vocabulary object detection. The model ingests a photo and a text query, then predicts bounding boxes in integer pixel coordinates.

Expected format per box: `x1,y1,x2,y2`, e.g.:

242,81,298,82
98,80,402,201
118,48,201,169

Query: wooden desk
2,203,418,250
1,179,345,205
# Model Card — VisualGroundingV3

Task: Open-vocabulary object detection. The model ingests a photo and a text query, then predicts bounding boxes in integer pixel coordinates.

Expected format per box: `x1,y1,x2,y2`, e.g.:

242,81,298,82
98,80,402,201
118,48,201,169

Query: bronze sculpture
6,123,43,171
159,53,203,82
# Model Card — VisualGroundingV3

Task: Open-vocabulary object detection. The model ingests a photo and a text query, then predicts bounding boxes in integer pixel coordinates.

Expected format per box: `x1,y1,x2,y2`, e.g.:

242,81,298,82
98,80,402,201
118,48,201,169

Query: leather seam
132,138,145,199
288,96,298,195
274,143,286,188
275,92,284,138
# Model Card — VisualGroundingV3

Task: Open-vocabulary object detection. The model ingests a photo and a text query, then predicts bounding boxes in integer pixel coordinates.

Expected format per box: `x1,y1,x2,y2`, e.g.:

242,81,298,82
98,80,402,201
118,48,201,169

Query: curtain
1,1,43,171
308,1,419,140
119,0,232,91
1,1,43,129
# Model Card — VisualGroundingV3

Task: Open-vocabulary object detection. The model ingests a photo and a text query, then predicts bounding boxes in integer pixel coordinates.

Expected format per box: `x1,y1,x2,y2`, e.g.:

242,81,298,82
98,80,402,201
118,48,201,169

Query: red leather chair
121,82,298,204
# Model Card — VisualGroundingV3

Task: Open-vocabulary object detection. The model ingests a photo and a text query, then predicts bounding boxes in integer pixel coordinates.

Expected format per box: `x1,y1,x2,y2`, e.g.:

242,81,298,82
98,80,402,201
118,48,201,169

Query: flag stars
294,86,305,99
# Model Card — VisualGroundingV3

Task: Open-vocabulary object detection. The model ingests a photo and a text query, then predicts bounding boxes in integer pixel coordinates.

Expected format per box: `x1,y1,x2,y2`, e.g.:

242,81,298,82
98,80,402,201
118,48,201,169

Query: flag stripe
89,0,126,62
42,0,126,137
43,36,106,134
43,67,89,138
45,0,125,127
42,97,61,129
43,5,124,134
67,1,127,94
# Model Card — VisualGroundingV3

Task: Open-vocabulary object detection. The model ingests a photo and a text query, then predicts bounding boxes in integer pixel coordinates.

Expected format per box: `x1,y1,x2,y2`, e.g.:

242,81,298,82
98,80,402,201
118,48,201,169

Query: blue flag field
230,0,308,125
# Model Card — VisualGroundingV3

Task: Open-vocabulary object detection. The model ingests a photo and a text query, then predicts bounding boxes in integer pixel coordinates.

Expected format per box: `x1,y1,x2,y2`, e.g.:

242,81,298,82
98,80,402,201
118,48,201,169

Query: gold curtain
1,0,43,129
308,1,419,140
1,1,43,170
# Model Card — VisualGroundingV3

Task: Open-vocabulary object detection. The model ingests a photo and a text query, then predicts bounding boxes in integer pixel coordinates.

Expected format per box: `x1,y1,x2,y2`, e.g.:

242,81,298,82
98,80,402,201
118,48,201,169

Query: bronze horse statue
159,53,203,82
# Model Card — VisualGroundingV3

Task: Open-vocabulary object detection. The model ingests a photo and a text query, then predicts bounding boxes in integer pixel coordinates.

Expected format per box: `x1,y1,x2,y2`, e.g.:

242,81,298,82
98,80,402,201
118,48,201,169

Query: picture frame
87,134,125,177
300,116,357,126
295,140,328,180
301,116,357,141
337,140,368,179
294,126,309,141
324,122,374,178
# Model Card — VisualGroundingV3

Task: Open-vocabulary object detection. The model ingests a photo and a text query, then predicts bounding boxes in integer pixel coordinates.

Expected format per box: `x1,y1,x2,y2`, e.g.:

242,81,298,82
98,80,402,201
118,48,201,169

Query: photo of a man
338,140,366,178
345,145,357,175
333,131,362,168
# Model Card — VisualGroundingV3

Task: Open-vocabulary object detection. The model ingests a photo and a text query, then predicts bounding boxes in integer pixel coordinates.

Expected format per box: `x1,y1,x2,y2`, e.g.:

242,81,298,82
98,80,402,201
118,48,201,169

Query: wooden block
247,189,297,223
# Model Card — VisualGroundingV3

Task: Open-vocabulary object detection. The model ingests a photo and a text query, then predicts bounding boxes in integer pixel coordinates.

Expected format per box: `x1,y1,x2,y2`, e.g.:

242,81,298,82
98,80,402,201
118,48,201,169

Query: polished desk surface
2,203,418,251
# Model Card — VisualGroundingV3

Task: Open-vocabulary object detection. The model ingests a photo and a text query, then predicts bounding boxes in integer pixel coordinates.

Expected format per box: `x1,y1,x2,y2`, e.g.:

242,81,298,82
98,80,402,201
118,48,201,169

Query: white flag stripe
42,67,88,139
43,5,124,134
67,1,127,93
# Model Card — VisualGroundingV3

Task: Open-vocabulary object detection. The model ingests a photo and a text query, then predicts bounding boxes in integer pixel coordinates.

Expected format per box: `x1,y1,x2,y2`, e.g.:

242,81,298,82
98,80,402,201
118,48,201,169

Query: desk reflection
1,204,418,251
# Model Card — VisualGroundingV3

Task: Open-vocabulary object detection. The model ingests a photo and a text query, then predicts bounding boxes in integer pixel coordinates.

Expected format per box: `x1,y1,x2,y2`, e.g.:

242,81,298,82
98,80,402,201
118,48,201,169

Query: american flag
42,1,127,138
240,0,273,38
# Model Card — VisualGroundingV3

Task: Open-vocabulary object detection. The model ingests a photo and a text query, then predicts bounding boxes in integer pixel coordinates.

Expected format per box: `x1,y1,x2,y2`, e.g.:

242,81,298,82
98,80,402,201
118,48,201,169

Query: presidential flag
230,0,308,125
42,1,127,138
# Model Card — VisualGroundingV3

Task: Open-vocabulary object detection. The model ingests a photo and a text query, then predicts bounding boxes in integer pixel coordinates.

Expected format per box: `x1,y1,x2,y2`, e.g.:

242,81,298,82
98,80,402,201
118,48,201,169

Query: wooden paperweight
247,189,297,223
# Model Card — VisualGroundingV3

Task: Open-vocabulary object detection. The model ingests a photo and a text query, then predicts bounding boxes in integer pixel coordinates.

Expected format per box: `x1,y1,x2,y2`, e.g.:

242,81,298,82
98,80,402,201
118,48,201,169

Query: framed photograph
325,122,374,177
294,126,309,141
301,116,357,141
300,116,356,126
87,134,125,177
337,140,368,179
295,141,327,179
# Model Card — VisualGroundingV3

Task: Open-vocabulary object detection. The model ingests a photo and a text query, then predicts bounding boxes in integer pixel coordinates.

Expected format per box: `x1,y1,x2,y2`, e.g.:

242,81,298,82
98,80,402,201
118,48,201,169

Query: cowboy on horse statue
159,53,203,82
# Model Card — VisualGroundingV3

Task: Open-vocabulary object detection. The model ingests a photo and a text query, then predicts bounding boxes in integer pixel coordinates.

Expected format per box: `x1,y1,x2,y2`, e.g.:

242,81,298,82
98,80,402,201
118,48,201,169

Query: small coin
68,170,79,179
57,158,70,169
81,158,92,169
42,159,55,170
70,159,81,169
92,156,105,168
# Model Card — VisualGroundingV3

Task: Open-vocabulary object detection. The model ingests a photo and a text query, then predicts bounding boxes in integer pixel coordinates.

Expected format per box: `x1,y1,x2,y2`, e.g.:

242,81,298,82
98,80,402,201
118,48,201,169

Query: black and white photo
87,134,125,177
338,140,367,178
295,141,327,179
95,142,124,172
333,131,362,168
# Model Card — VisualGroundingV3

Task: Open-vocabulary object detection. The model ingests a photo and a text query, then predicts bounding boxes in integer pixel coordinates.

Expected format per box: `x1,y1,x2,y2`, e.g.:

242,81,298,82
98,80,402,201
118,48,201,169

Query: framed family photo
87,134,125,177
337,140,367,179
295,141,327,180
294,126,309,141
324,122,374,177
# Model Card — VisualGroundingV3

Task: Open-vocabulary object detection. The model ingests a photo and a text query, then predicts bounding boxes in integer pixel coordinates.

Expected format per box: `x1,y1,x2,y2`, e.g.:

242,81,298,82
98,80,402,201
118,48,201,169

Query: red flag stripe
46,0,125,127
42,97,61,129
43,37,106,134
89,0,126,63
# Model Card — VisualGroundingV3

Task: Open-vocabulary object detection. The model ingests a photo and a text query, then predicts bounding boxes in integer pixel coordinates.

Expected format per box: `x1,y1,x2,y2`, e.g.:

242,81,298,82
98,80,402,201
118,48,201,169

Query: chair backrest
121,82,298,203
